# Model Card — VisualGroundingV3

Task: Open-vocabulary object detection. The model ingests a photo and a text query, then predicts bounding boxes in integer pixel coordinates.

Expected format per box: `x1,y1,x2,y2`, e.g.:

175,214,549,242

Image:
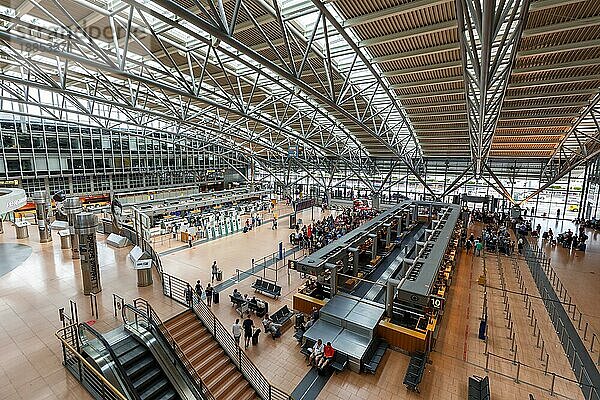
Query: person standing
185,285,193,307
243,314,254,349
466,239,473,254
205,283,213,307
518,237,524,254
475,240,483,257
211,261,218,283
232,318,242,346
195,280,204,303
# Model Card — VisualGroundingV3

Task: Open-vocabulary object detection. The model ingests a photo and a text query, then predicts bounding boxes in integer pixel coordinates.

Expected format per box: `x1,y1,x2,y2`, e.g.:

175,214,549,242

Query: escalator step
153,389,179,400
119,346,147,366
139,377,169,400
126,355,154,379
133,366,162,391
113,339,140,357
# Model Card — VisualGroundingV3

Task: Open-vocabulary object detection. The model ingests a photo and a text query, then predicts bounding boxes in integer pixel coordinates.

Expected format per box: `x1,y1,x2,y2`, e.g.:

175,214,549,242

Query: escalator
78,323,183,400
111,335,179,400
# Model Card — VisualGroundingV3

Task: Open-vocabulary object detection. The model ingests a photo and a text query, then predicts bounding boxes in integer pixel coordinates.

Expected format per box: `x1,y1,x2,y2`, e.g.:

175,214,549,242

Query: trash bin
135,260,153,287
213,291,219,304
59,229,71,249
217,270,223,281
15,221,29,239
289,213,296,229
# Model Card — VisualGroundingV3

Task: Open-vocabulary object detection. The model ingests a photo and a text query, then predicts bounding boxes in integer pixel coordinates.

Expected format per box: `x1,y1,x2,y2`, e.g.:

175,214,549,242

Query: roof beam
529,0,586,12
371,42,460,64
409,110,467,116
502,102,588,111
497,122,573,128
404,100,466,109
509,74,600,88
522,15,600,37
359,21,457,47
512,57,600,74
456,0,531,174
343,0,453,28
382,61,461,77
504,88,598,100
390,75,463,89
518,38,600,57
499,113,580,120
412,119,467,125
398,89,464,100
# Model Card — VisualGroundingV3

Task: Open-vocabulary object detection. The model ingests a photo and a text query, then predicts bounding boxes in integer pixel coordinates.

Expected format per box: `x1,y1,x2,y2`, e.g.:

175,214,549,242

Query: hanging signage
288,145,298,158
0,188,28,214
429,295,445,310
0,179,19,187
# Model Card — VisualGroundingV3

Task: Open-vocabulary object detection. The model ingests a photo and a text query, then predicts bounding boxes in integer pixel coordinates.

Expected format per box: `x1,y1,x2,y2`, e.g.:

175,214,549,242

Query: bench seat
251,278,282,298
403,352,427,392
271,305,293,326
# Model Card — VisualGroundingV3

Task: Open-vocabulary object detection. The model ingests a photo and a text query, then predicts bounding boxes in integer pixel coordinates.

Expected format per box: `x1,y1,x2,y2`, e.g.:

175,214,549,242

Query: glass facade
0,118,248,196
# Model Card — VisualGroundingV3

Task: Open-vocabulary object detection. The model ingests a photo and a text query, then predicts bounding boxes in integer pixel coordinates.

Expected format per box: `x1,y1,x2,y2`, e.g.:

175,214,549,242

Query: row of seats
270,305,293,325
229,295,269,317
251,278,282,298
363,339,388,374
403,352,427,392
300,338,348,373
468,375,491,400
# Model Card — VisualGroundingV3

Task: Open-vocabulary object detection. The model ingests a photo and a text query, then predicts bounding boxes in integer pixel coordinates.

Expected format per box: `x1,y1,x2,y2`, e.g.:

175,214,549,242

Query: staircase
163,310,258,400
112,336,180,400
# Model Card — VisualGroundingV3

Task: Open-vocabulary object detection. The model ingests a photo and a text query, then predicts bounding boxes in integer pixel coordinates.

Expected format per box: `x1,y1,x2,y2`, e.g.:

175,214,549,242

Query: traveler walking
211,261,218,283
232,319,242,346
243,314,254,349
205,284,213,307
194,280,203,303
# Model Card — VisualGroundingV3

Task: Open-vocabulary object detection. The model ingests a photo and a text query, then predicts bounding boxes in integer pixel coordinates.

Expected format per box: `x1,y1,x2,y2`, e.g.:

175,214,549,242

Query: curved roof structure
0,0,599,188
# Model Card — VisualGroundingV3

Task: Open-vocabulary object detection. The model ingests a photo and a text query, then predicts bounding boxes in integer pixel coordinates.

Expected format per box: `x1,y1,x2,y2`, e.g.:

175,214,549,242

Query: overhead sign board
0,188,28,214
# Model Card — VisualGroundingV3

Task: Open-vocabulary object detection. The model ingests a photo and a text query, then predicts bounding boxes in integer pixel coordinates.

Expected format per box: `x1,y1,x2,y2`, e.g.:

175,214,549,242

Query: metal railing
528,240,600,364
484,351,599,400
56,324,127,400
122,299,216,400
161,271,291,400
78,322,142,400
522,240,600,400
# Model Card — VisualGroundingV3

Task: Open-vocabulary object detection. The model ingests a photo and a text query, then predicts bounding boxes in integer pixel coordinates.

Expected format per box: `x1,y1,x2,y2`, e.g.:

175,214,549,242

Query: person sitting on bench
262,314,282,339
308,338,324,366
317,342,335,370
232,289,243,299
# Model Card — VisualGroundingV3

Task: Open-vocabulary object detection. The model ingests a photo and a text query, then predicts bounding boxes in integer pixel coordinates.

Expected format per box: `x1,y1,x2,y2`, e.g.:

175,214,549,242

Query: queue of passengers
470,209,509,225
289,207,379,252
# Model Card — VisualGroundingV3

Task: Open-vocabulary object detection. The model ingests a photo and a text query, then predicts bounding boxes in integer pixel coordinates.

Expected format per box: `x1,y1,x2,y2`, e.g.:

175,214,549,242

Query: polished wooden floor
0,212,596,400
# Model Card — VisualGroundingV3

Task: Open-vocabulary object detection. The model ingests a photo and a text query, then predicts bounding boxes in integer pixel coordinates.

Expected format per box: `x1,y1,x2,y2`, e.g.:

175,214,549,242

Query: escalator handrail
121,301,216,400
78,322,142,400
56,324,128,400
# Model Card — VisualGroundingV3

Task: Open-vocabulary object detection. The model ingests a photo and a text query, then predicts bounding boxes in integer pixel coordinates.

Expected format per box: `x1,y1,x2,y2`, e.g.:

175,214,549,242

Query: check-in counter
377,318,428,354
292,293,325,315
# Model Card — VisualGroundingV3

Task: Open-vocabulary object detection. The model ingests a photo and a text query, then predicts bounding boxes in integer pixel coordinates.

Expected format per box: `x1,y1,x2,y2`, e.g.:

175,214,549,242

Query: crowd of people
574,217,600,231
461,206,591,255
289,207,379,253
556,227,589,250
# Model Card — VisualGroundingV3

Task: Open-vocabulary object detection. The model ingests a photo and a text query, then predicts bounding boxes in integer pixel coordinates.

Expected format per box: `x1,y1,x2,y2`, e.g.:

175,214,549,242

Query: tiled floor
528,217,600,351
0,214,596,400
